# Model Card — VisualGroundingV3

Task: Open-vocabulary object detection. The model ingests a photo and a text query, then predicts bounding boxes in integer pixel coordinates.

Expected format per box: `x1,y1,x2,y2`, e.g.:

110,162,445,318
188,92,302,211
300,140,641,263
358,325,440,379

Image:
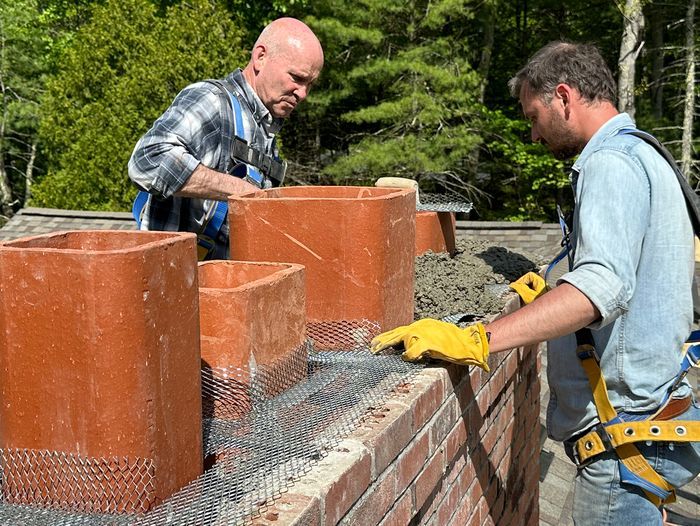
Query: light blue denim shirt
546,113,694,441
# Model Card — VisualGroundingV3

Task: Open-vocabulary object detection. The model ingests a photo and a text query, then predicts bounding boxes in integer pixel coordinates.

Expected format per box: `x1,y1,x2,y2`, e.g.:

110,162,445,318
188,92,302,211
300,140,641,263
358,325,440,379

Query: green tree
38,0,96,62
478,111,567,220
0,0,48,218
634,0,699,187
290,1,487,203
471,0,624,220
283,0,624,220
30,0,693,219
222,0,309,31
32,0,247,210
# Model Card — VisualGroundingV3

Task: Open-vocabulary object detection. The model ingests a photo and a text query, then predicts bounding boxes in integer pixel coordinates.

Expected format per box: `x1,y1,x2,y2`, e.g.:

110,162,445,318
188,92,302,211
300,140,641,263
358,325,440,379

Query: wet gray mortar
414,236,543,321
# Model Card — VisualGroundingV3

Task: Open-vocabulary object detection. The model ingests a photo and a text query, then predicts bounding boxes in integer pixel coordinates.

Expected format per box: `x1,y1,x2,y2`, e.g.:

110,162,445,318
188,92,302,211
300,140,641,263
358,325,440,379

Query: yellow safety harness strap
574,420,700,462
575,343,678,506
577,345,617,422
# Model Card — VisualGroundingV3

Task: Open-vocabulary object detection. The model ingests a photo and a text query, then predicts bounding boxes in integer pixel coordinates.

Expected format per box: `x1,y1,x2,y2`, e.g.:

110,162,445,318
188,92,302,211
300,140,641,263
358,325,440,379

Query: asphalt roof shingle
0,207,136,241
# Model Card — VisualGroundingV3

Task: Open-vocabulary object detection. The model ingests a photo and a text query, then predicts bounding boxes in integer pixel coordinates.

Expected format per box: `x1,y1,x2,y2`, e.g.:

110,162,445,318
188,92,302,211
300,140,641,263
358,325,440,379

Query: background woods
1,0,697,222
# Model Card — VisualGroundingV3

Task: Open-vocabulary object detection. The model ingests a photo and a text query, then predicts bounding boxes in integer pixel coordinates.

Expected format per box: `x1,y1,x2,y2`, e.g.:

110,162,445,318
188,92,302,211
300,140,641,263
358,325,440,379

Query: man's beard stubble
544,109,586,160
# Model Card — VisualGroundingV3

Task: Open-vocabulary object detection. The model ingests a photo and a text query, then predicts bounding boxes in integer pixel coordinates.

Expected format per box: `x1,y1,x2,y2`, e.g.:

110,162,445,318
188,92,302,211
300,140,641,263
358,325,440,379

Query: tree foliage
9,0,699,220
332,9,483,192
280,0,625,220
0,0,48,216
479,111,567,220
31,0,247,210
283,0,487,204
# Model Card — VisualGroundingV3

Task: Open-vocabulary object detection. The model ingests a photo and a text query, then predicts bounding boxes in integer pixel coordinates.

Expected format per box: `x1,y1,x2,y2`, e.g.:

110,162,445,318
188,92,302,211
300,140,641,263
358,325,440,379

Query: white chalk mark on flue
283,234,323,260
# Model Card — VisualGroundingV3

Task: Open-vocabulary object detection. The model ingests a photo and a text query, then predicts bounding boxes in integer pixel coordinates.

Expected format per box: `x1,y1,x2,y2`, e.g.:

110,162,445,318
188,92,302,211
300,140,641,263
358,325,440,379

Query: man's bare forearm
485,283,600,353
175,164,259,200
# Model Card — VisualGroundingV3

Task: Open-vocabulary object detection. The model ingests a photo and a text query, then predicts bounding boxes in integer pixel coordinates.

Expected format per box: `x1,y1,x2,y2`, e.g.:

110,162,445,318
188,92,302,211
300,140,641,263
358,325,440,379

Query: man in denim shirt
371,41,699,524
128,18,324,259
505,41,700,524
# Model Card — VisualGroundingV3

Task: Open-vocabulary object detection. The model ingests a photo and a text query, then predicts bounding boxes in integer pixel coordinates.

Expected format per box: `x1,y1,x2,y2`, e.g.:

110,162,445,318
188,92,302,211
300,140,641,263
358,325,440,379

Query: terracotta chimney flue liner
0,230,203,513
415,211,456,256
228,186,416,332
198,260,307,421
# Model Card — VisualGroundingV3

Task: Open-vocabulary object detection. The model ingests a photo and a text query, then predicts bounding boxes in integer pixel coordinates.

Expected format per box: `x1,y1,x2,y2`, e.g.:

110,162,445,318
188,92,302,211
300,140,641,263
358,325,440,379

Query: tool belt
565,337,700,506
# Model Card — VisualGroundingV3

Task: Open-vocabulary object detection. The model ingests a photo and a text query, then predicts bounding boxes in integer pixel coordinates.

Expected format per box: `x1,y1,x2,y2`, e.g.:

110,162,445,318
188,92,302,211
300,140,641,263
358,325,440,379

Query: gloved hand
370,318,490,371
509,272,548,304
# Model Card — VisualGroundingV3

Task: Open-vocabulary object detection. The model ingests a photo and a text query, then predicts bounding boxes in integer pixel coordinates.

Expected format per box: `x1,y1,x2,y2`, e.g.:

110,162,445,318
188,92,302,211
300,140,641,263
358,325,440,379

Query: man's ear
555,83,576,119
555,83,572,107
252,44,267,73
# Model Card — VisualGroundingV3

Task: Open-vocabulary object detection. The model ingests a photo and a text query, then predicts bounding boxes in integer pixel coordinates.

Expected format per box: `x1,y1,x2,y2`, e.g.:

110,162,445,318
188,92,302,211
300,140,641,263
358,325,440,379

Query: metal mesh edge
417,193,474,213
0,450,155,515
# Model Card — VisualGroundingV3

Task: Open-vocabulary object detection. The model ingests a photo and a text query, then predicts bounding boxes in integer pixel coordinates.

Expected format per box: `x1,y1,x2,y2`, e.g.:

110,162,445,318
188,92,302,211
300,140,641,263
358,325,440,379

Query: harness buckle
567,439,595,468
568,423,615,468
197,234,216,261
594,423,614,453
669,370,690,393
576,344,599,362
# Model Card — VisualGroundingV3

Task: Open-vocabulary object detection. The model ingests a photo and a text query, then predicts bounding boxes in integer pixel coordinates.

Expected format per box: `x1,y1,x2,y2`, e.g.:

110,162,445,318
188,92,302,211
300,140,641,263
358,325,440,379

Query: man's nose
531,126,542,143
294,84,309,101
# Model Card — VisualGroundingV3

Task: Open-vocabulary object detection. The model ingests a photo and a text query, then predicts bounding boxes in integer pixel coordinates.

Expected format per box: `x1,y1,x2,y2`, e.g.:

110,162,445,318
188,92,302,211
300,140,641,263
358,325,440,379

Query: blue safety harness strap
132,189,149,227
196,82,245,260
618,462,674,501
682,332,700,384
544,204,573,282
683,344,700,369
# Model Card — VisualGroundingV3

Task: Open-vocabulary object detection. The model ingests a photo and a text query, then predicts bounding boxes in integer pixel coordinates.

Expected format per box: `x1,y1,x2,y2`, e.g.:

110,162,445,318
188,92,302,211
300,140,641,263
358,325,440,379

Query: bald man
128,18,324,260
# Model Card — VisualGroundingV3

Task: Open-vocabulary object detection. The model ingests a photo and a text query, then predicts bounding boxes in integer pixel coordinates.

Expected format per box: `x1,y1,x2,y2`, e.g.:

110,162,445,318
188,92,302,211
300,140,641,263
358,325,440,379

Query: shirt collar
571,112,635,172
227,69,284,135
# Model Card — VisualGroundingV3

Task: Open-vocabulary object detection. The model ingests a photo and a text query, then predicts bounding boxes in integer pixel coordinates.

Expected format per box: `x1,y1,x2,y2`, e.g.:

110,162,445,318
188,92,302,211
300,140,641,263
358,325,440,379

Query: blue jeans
572,399,700,525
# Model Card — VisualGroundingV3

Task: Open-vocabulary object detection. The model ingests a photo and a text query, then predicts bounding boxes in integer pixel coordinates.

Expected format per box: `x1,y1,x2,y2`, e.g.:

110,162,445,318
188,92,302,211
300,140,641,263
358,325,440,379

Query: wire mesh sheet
0,449,155,515
417,193,473,213
416,192,474,214
0,320,421,526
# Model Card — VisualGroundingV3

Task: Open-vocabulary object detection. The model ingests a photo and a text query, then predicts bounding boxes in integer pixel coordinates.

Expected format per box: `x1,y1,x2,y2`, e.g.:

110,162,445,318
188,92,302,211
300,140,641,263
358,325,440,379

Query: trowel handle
375,177,420,205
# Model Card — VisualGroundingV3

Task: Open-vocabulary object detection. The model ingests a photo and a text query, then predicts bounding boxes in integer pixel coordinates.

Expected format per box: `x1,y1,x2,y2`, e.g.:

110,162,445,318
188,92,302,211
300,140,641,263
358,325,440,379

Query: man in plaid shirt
128,17,324,259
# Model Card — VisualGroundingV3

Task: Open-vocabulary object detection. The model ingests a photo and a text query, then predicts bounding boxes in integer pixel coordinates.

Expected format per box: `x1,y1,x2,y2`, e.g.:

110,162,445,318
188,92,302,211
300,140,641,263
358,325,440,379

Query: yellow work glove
370,318,490,371
509,272,548,304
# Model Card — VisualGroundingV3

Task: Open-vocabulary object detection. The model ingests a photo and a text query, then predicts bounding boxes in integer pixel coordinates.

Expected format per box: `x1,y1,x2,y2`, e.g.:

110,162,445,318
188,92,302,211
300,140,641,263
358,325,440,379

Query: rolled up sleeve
558,149,650,329
128,83,222,199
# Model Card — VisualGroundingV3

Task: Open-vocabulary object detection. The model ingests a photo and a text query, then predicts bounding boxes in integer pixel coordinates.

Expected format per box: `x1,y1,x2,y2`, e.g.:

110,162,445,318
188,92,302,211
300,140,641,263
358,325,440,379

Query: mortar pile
414,237,541,321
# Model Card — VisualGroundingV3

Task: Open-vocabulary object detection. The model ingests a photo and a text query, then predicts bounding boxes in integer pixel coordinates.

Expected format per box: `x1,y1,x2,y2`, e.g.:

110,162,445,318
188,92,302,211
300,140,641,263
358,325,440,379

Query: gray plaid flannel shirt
128,69,283,244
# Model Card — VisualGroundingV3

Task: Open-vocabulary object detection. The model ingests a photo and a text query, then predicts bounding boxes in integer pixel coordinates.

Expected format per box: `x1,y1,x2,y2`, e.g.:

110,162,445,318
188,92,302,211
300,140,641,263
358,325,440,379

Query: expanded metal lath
0,450,155,515
417,193,473,213
0,320,421,526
